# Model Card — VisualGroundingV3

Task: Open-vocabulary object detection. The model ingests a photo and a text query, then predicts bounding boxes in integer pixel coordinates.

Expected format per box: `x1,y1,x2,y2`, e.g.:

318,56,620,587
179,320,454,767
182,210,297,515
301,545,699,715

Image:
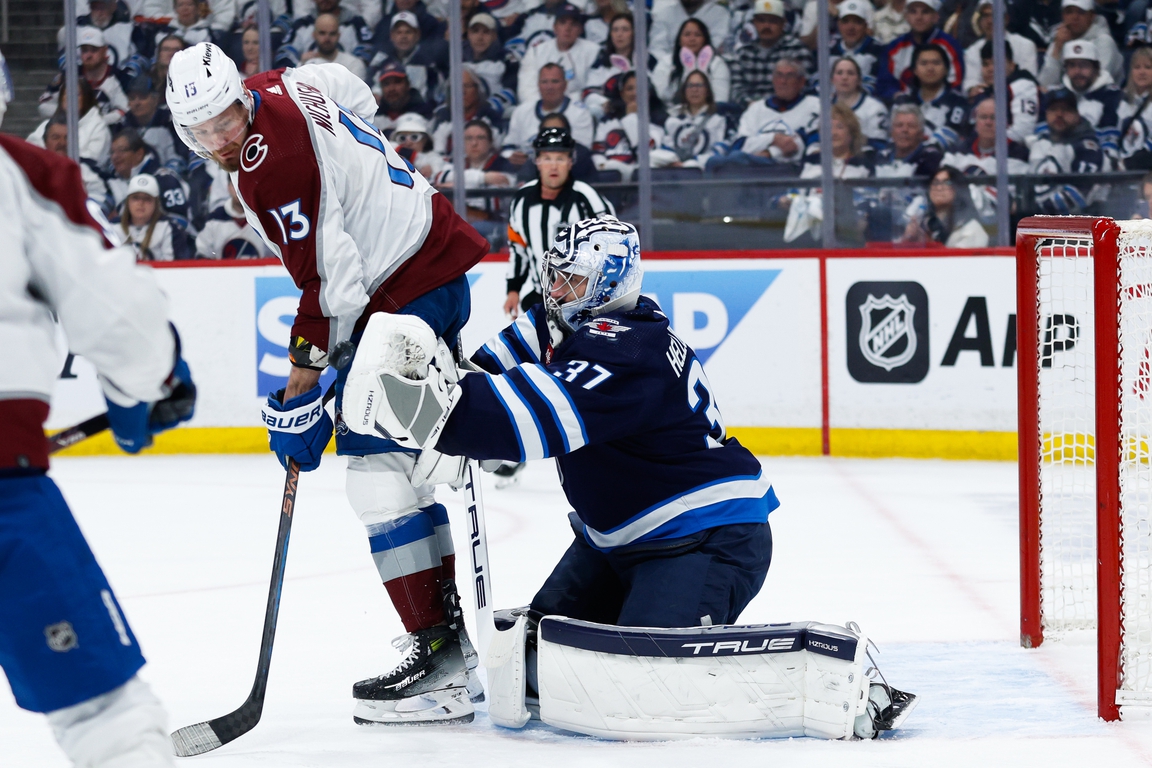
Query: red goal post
1016,215,1152,722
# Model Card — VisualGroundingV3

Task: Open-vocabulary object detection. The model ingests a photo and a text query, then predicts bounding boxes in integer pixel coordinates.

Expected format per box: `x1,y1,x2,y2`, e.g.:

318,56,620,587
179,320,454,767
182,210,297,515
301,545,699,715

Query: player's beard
213,140,244,173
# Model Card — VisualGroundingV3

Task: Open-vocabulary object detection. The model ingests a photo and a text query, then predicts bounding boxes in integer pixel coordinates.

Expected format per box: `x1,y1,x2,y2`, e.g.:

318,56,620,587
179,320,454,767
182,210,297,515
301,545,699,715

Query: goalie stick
171,458,300,756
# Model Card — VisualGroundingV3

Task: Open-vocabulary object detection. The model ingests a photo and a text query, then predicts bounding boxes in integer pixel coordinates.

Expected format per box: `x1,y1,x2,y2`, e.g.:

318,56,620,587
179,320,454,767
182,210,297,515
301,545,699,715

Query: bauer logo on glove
343,313,461,450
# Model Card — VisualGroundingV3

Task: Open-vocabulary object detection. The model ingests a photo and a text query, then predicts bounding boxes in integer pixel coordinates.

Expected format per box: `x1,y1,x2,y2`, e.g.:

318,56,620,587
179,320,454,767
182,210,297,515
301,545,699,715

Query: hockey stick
462,459,495,661
171,458,300,756
47,414,110,454
170,383,336,756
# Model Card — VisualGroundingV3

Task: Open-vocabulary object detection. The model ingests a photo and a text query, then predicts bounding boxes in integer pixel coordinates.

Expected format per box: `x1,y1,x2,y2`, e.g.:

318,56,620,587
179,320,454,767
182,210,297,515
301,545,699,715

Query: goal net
1017,216,1152,721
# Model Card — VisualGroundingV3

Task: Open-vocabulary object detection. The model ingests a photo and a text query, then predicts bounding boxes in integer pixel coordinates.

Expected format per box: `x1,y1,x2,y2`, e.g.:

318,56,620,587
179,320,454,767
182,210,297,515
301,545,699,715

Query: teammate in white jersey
165,42,490,725
0,134,196,767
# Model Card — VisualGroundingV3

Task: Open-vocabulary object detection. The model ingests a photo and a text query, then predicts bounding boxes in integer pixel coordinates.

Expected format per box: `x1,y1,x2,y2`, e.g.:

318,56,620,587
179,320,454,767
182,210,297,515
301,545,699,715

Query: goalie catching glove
342,312,461,451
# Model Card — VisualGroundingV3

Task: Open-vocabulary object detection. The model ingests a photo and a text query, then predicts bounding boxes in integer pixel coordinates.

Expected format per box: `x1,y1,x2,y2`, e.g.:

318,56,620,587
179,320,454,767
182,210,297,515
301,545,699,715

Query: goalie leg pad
534,617,871,741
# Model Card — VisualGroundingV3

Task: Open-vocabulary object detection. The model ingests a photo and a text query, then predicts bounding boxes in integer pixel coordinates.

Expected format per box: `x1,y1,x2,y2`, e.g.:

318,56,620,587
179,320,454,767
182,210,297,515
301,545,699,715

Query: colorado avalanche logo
858,294,917,371
241,133,269,172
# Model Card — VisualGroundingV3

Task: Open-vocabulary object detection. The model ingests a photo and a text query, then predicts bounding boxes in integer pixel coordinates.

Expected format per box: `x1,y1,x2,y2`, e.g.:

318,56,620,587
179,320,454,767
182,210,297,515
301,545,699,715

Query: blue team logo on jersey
642,270,780,363
255,276,335,396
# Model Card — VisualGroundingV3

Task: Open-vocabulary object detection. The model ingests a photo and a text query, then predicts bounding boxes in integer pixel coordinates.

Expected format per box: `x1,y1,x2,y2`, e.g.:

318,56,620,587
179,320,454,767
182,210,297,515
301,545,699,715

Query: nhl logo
858,294,917,371
845,281,929,383
45,621,78,652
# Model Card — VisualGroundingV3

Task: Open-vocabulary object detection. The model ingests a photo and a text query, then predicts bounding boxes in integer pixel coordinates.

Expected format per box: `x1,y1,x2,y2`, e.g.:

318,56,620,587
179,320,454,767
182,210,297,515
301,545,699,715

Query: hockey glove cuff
150,356,197,433
262,385,333,472
105,399,153,454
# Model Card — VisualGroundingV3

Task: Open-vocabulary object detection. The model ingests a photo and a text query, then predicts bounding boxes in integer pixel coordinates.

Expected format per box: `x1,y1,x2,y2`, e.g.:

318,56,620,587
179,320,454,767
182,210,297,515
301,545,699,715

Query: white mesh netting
1037,237,1097,632
1116,220,1152,703
1035,222,1152,705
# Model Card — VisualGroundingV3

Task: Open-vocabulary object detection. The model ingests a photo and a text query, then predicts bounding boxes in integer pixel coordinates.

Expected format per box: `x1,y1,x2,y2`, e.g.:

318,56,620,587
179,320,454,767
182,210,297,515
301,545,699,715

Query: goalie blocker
486,613,917,741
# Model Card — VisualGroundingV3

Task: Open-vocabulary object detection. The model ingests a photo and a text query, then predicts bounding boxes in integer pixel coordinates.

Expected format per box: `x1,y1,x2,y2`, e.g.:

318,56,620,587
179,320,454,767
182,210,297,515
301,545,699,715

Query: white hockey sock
47,675,174,768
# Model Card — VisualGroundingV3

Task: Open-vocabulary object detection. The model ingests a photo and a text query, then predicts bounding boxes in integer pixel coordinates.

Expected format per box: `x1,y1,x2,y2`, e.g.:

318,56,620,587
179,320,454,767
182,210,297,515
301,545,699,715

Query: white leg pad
535,619,869,741
46,675,174,768
346,452,431,527
485,613,532,729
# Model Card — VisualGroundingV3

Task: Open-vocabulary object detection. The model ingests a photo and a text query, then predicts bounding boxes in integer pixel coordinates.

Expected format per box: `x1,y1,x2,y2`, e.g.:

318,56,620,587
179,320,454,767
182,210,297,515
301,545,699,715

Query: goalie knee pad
47,675,174,768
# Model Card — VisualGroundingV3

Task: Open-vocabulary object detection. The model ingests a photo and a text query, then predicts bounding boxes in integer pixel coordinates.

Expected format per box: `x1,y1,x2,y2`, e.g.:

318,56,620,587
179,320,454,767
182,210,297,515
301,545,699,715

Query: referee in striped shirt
503,127,614,318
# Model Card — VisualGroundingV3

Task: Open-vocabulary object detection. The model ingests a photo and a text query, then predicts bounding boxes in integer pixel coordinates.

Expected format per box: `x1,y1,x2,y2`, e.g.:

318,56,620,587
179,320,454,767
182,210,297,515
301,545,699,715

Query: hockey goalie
342,214,917,740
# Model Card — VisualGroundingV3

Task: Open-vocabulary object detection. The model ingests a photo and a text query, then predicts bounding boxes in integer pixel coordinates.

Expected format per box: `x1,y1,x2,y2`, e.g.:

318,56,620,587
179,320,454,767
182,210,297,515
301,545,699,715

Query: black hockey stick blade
171,459,301,757
47,414,110,454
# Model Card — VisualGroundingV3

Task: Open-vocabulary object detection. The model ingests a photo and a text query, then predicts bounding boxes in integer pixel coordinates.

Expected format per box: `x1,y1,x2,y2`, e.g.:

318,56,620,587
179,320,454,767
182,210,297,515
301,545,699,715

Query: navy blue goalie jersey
436,297,780,551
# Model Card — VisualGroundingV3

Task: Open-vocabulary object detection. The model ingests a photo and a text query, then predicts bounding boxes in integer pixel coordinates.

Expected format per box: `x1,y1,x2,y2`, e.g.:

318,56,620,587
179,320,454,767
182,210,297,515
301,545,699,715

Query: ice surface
4,455,1152,767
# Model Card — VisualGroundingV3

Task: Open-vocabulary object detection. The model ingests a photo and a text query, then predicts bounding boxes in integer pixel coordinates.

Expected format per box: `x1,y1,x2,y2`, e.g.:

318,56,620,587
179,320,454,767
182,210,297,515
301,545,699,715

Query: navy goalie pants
530,518,773,628
0,472,145,712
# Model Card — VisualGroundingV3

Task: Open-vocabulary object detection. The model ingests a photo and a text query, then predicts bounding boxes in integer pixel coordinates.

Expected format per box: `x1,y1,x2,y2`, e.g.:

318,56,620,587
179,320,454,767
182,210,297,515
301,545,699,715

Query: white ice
4,455,1152,767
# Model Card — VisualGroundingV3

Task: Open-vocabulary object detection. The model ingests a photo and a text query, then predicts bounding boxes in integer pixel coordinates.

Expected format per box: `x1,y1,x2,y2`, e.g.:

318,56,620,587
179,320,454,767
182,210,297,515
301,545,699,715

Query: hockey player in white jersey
0,134,196,767
165,42,491,725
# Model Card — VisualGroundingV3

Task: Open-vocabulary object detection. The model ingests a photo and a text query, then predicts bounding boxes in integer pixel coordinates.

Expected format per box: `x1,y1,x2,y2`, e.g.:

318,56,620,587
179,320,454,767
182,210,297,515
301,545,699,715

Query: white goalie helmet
166,42,252,158
543,214,644,333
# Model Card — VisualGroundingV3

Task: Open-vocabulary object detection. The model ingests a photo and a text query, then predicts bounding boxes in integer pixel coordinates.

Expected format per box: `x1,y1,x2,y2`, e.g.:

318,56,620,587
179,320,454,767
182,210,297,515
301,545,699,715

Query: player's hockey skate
352,626,474,726
853,682,918,739
443,579,484,703
493,461,525,488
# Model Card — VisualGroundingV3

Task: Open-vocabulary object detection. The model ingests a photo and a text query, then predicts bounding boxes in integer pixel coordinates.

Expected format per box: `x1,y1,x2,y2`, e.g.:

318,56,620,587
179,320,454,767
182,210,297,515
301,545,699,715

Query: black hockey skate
352,626,473,726
443,579,484,703
854,683,918,739
493,461,525,488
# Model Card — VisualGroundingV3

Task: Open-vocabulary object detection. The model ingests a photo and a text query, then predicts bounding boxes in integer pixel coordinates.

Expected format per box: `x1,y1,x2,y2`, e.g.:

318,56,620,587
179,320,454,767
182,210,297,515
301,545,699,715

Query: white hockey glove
342,313,460,450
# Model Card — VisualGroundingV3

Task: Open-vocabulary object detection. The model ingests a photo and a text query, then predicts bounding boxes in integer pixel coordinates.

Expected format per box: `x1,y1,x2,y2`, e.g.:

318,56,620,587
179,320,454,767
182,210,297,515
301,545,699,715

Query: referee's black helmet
533,127,576,154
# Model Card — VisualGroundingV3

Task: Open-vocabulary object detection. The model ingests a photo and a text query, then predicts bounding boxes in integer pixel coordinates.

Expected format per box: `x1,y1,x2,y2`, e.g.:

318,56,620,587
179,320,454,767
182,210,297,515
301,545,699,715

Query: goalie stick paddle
462,460,497,662
47,414,110,454
170,459,301,757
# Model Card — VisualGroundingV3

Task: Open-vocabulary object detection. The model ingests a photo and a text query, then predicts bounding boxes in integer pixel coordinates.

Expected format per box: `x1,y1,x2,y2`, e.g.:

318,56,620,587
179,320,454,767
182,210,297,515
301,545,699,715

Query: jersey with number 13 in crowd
230,64,486,355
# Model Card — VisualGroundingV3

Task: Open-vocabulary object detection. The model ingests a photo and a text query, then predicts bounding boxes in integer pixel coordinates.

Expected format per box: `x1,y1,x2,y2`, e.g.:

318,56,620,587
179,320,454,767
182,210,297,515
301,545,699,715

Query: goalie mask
166,42,252,158
543,214,643,333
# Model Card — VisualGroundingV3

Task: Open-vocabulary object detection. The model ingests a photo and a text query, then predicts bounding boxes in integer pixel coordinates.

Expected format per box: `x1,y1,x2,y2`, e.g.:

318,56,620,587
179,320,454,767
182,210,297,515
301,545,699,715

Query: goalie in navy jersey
345,214,779,630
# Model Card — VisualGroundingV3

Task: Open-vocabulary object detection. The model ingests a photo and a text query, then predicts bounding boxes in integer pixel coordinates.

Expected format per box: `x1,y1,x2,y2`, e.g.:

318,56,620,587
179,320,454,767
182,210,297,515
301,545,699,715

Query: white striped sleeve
522,364,587,452
489,374,547,460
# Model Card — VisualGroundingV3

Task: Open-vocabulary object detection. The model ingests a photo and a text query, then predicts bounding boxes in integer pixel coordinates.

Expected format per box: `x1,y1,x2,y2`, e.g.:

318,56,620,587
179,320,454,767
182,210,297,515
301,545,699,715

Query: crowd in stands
27,0,1152,254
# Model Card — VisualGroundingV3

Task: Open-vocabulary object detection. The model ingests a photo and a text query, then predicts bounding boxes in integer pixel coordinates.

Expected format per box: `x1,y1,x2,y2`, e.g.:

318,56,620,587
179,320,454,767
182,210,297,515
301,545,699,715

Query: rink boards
47,247,1020,459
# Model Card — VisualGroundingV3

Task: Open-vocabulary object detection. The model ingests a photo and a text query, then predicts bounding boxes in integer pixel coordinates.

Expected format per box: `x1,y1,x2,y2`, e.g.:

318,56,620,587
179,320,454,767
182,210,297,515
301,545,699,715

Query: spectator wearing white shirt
391,112,444,179
592,71,667,176
505,62,596,164
652,17,731,105
300,12,370,81
1038,0,1123,88
584,12,658,118
584,0,629,44
652,70,730,168
650,0,731,56
831,56,889,145
39,27,129,126
118,174,192,262
518,4,602,104
731,57,819,161
196,179,271,259
962,0,1037,95
29,79,112,166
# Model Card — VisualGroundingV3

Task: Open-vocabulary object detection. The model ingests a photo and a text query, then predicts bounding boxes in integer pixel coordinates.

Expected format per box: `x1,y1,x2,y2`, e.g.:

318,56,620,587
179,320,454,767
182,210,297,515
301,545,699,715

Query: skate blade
353,691,474,726
884,692,919,731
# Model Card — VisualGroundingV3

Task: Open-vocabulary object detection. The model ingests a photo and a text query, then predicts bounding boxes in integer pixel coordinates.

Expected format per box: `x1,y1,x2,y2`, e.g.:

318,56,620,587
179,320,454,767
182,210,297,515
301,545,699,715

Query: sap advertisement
46,254,1018,452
